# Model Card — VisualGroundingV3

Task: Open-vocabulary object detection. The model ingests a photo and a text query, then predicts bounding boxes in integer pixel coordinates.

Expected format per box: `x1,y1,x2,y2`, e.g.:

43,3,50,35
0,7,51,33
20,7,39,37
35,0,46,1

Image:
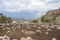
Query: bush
56,16,60,24
31,20,38,23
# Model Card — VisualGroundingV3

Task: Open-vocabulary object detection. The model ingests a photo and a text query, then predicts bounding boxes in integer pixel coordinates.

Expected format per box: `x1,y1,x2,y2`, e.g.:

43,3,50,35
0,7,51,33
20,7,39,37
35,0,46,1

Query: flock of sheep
0,23,60,40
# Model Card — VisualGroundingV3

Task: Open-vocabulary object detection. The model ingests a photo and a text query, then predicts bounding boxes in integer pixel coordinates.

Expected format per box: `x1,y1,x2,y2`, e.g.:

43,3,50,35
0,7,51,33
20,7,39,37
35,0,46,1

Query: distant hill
12,18,30,23
12,18,29,21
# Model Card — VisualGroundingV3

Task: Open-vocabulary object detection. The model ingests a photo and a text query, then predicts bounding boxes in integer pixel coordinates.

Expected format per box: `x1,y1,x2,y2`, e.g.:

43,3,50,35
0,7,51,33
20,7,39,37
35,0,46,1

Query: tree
0,13,12,23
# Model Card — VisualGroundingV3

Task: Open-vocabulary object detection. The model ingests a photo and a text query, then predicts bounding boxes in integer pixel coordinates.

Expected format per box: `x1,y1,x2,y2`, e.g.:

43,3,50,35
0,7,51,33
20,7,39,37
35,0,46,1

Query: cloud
0,0,60,18
1,0,60,12
0,0,52,12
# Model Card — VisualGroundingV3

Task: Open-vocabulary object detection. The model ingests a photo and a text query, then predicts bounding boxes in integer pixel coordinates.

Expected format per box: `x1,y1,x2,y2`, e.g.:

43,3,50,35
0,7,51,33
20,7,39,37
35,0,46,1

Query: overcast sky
0,0,60,19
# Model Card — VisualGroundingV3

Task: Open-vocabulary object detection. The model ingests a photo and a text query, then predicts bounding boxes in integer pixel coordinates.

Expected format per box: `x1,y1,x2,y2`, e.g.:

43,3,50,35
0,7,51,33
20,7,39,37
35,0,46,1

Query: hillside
41,8,60,23
46,8,60,16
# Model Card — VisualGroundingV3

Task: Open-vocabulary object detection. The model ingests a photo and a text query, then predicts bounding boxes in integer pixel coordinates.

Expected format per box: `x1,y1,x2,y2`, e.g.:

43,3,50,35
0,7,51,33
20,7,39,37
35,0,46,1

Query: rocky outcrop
46,8,60,16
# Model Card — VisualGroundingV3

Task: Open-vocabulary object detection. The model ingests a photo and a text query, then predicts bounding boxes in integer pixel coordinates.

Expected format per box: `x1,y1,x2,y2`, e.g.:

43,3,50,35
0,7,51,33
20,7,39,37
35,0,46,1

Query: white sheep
20,37,26,40
52,38,57,40
26,37,33,40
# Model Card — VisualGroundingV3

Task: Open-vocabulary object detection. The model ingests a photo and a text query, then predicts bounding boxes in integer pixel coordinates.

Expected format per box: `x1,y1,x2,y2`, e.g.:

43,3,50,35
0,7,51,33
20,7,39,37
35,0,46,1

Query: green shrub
31,20,38,23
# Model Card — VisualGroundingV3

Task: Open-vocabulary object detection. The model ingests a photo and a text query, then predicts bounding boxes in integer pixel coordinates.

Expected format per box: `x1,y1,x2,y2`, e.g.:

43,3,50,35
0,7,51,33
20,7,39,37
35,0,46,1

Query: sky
0,0,60,19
